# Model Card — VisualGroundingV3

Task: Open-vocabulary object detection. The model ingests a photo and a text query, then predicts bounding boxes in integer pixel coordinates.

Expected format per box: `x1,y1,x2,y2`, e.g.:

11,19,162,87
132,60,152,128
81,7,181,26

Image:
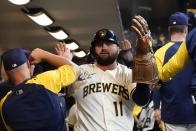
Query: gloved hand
131,15,159,84
131,15,151,55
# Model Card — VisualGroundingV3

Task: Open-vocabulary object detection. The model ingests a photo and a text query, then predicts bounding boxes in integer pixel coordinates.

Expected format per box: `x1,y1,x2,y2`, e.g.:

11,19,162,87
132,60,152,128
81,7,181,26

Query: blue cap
91,29,118,46
169,12,189,26
2,48,28,71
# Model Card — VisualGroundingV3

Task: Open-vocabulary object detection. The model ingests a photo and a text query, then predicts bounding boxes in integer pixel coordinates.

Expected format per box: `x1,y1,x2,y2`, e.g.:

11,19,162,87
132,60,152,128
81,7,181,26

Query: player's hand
131,15,149,39
55,42,74,60
154,109,161,123
136,121,142,129
120,39,132,51
29,48,45,65
131,15,151,55
149,83,161,91
131,15,159,84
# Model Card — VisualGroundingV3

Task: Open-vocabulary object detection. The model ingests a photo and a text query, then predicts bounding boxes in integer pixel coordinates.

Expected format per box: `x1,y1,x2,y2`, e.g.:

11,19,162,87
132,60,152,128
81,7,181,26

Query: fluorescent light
75,50,86,58
48,30,68,40
45,27,69,40
22,8,54,26
66,42,79,50
8,0,30,5
27,13,53,26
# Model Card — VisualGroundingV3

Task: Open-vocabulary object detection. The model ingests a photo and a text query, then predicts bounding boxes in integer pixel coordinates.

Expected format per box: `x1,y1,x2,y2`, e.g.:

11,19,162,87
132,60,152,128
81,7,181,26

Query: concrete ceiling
0,0,124,54
0,0,195,56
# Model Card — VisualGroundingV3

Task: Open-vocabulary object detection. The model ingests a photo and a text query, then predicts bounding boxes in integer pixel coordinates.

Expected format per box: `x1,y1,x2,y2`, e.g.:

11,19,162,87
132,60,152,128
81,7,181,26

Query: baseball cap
169,12,189,26
91,29,119,46
2,48,28,71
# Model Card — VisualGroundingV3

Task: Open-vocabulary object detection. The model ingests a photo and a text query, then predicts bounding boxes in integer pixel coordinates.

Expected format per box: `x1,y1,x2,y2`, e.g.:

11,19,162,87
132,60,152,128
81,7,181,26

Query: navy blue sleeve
132,83,151,106
0,81,12,100
0,81,12,131
186,27,196,61
153,90,161,109
186,27,196,93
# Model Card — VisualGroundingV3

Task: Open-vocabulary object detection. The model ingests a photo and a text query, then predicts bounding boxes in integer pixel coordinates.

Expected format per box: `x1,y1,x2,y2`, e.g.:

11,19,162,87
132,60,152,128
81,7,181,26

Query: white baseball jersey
71,63,136,131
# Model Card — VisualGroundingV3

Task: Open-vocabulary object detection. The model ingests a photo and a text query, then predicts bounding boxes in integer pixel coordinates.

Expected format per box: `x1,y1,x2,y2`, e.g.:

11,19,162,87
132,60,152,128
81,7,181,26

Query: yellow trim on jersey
157,41,190,81
26,65,77,94
0,65,76,130
155,42,175,79
0,91,13,131
132,104,142,116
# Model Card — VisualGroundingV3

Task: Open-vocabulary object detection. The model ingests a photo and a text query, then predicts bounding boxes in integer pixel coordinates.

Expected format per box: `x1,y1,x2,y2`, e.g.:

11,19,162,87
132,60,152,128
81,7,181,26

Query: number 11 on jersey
113,101,123,116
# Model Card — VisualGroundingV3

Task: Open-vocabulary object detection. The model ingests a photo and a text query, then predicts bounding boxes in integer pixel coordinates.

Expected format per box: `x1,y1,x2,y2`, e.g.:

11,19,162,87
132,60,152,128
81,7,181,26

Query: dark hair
168,25,188,35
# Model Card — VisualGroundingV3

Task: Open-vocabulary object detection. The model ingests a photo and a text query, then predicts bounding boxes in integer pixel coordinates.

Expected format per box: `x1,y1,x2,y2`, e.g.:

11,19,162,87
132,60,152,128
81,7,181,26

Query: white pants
165,123,196,131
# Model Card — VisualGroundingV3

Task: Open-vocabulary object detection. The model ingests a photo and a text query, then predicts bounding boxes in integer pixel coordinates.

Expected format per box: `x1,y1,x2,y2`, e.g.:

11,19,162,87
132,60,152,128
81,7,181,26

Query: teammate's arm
27,48,78,93
30,48,80,76
158,28,196,82
27,65,77,93
131,15,159,84
158,41,190,81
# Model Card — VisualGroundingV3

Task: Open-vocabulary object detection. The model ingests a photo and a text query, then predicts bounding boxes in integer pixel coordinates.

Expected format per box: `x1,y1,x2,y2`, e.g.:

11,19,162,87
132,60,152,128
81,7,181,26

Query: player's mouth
100,51,109,54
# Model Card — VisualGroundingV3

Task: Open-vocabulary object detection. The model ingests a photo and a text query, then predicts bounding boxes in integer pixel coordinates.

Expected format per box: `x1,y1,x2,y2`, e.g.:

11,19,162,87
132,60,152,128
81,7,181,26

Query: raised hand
120,39,132,51
131,15,152,55
131,15,150,39
131,15,159,84
29,48,45,65
154,109,162,123
55,42,74,60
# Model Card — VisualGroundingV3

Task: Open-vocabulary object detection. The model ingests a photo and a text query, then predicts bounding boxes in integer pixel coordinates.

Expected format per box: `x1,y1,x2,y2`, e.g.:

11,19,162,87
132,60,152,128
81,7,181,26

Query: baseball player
55,16,158,131
157,27,196,103
153,12,196,131
0,48,79,131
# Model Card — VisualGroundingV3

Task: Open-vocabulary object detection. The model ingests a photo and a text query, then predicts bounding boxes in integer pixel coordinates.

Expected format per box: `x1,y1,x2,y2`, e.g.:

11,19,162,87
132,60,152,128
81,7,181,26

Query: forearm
133,38,159,84
40,50,80,75
132,83,151,106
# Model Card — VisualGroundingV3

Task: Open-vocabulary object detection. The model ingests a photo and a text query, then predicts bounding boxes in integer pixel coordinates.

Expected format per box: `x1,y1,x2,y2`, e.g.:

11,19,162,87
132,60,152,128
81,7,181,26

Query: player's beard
95,51,119,66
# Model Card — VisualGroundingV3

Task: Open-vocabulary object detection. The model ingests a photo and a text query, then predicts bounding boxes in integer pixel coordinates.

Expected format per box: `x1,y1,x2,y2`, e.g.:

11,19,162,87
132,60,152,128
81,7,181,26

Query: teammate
0,48,79,131
55,15,158,131
157,27,196,101
153,12,196,131
117,39,134,67
157,26,196,81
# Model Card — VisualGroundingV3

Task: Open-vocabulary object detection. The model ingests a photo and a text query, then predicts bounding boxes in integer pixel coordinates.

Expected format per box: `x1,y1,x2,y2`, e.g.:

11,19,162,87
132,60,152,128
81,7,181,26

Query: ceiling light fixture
74,49,86,58
8,0,30,5
66,42,79,50
45,26,69,40
21,7,54,26
64,40,79,50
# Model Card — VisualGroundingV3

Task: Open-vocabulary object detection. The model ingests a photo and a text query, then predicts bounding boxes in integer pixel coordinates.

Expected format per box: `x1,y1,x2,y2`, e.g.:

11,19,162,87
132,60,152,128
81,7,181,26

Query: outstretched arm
131,15,159,84
158,27,196,82
29,48,80,76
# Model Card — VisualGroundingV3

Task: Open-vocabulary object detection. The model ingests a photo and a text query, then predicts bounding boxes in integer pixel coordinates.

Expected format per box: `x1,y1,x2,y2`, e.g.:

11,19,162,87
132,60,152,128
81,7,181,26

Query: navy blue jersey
154,41,196,124
0,65,76,131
